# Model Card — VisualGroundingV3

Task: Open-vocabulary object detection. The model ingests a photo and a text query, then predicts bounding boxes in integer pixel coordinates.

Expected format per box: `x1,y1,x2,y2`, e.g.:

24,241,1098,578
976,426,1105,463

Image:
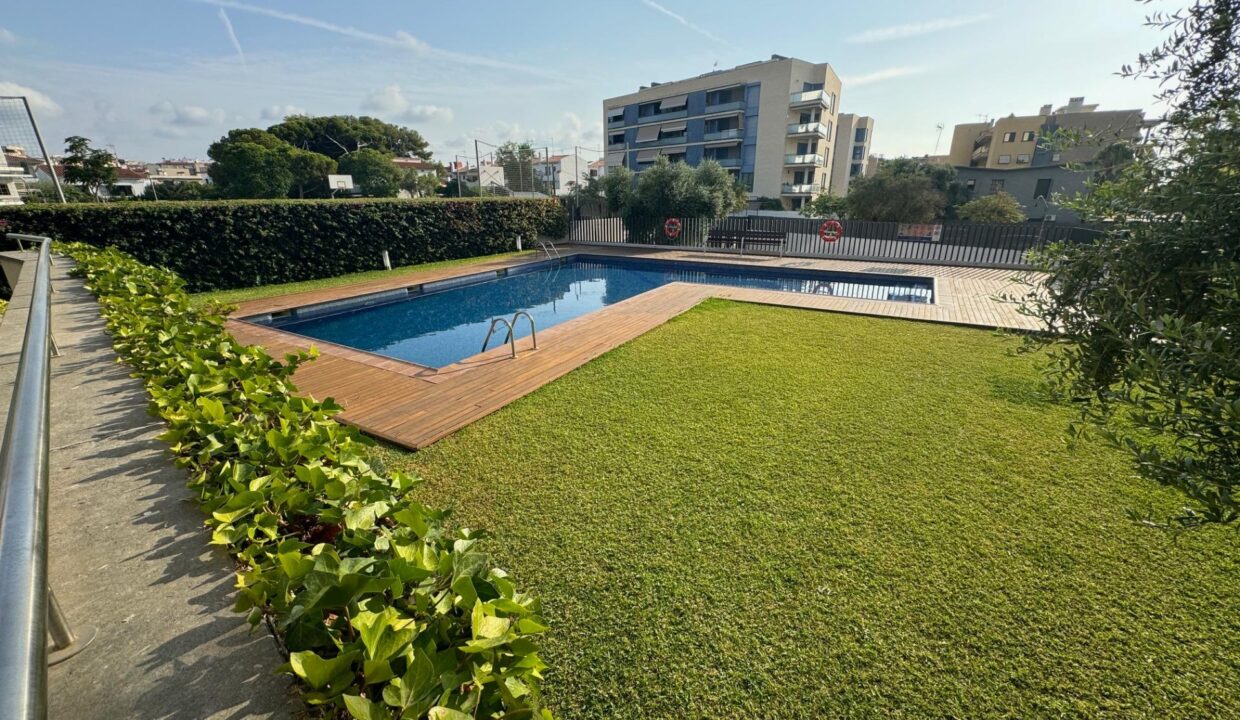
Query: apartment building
946,97,1148,169
603,54,842,210
147,159,211,184
828,114,874,196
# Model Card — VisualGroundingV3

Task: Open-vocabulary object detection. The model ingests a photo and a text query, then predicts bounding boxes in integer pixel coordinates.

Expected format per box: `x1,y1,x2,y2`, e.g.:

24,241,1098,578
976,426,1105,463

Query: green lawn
374,300,1239,719
192,250,535,306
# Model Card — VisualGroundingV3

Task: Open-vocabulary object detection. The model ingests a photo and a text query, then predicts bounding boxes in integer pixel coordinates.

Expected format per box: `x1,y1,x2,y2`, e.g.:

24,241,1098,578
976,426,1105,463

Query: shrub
956,192,1026,224
1,198,567,291
61,242,553,719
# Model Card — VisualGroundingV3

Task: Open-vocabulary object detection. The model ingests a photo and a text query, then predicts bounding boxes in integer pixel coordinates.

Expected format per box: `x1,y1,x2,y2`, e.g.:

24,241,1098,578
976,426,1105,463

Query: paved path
0,250,294,720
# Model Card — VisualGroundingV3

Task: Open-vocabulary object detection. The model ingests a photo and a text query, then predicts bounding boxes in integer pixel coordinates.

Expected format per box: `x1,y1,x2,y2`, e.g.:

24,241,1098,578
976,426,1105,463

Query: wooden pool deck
227,246,1040,449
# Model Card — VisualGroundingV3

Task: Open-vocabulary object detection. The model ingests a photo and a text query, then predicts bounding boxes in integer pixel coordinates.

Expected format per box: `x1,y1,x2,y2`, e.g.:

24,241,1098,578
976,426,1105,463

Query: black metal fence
567,214,1099,269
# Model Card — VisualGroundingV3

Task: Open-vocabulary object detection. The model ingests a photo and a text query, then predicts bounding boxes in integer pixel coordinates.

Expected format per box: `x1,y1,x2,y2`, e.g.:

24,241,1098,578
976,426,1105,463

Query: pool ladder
481,311,538,359
537,238,560,260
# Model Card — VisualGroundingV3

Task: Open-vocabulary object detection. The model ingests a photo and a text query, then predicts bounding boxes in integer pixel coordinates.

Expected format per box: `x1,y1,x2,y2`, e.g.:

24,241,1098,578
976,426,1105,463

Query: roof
392,157,436,170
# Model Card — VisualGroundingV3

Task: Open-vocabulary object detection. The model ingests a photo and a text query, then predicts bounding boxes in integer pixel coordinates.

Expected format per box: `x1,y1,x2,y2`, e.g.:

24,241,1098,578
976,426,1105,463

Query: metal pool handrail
0,234,91,720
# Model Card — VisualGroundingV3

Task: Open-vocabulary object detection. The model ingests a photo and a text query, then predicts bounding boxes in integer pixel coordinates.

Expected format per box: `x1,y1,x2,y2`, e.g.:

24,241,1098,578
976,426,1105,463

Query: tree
845,173,945,222
400,169,441,198
338,148,402,197
596,166,635,215
799,193,848,218
207,129,295,198
1092,141,1137,183
609,158,746,241
287,148,337,199
1018,0,1240,527
267,115,430,160
956,192,1025,223
141,181,214,201
28,179,93,203
495,142,543,194
437,177,479,198
876,158,969,218
61,136,117,201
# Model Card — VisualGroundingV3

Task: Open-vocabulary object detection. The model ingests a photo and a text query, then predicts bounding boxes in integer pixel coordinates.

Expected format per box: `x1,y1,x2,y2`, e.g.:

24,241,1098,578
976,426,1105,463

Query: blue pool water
264,256,933,368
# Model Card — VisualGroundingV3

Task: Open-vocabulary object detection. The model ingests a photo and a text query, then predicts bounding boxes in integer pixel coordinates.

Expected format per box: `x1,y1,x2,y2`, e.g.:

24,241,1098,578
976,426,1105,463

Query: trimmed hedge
61,242,553,719
3,198,566,291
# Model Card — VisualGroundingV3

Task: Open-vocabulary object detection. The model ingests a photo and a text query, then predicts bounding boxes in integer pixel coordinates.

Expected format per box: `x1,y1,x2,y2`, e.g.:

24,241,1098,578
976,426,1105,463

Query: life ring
664,217,682,240
818,219,843,243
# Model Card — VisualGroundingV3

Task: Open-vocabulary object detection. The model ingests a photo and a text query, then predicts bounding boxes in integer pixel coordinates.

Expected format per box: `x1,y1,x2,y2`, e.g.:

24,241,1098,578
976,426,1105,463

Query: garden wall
0,197,567,291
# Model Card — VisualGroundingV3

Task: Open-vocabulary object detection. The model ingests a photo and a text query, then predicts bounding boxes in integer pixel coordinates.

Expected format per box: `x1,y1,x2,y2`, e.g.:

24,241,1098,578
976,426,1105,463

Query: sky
1,0,1170,164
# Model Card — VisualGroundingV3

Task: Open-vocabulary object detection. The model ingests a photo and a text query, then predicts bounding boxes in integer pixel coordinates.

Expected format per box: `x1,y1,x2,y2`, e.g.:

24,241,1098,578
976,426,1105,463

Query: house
146,159,211,185
532,153,593,195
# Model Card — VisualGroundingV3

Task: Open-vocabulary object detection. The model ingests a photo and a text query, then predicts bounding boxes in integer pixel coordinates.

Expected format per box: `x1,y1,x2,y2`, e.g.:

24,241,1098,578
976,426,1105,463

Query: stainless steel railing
0,235,91,720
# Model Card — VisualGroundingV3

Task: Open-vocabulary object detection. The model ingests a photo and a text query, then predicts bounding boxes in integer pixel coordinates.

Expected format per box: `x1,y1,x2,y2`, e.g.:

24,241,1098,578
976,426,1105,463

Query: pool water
264,256,933,368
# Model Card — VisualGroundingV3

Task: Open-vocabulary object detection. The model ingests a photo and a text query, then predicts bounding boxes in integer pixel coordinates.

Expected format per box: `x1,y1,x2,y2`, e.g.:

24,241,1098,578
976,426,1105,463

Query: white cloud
0,82,62,117
193,0,561,80
842,66,929,88
150,100,226,126
846,14,991,44
362,85,453,124
217,9,246,65
638,0,726,45
260,104,306,120
0,28,17,44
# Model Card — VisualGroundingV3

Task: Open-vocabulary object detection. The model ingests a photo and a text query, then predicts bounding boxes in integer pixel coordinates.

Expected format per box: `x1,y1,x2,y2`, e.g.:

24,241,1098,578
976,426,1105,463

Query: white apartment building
603,54,842,210
533,153,593,196
828,114,875,196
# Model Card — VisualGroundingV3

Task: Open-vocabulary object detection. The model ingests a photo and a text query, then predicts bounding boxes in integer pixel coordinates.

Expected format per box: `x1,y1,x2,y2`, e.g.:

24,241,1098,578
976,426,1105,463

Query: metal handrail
0,235,91,720
481,317,516,358
508,312,538,352
537,238,560,260
0,236,54,719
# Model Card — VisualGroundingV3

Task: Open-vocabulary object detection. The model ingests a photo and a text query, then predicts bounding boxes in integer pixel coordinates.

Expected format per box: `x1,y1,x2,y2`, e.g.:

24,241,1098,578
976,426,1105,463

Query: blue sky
2,0,1167,163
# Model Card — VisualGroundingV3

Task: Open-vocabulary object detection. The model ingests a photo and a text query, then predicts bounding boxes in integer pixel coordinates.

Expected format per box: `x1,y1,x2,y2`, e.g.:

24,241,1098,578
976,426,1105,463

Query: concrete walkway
0,250,295,719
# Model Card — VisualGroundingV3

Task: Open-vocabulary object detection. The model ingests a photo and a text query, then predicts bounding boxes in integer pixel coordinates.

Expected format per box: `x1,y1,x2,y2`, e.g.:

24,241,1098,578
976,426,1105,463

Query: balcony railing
703,128,743,142
780,182,818,194
789,90,830,109
705,157,741,168
606,117,625,129
787,122,827,136
703,99,745,114
633,109,688,125
784,153,824,166
633,134,689,148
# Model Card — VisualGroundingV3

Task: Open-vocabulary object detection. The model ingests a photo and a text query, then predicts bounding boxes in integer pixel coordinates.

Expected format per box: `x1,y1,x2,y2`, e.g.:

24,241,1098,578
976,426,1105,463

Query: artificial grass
191,249,534,306
373,300,1240,719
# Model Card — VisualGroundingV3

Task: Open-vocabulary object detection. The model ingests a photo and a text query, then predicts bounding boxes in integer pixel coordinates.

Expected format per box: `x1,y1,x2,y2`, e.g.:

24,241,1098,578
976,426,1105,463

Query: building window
965,178,976,195
607,109,624,123
1002,132,1016,142
1022,130,1036,142
998,155,1011,164
608,132,624,146
0,183,10,196
825,120,833,140
854,127,867,142
852,146,864,160
989,179,1005,193
739,172,754,191
1033,178,1052,200
637,101,659,118
1051,152,1062,162
1016,154,1030,163
665,153,686,164
850,163,861,177
658,127,686,141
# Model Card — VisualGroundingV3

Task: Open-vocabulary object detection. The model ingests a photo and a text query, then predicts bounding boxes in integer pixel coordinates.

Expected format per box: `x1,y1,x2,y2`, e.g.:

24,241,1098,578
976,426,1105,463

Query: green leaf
344,694,392,720
428,708,473,720
288,649,359,692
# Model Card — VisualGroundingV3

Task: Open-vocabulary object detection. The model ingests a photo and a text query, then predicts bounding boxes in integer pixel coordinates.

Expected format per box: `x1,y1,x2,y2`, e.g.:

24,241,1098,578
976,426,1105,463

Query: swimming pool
255,255,934,368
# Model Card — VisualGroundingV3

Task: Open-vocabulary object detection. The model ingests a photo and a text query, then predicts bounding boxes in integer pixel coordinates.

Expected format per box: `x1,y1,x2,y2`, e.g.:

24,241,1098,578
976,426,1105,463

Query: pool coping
234,252,938,377
226,246,1041,448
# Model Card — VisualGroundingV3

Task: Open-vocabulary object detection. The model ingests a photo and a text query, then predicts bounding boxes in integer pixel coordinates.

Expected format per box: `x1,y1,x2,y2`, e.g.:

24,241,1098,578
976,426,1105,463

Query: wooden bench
705,228,787,257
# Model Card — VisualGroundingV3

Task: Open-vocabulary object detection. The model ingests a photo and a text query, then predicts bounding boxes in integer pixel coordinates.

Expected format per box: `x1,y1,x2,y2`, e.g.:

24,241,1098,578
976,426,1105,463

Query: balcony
781,183,818,194
789,90,830,109
703,128,743,142
703,100,745,115
633,134,689,148
784,153,823,166
606,116,625,129
705,157,741,168
787,122,828,136
633,109,688,125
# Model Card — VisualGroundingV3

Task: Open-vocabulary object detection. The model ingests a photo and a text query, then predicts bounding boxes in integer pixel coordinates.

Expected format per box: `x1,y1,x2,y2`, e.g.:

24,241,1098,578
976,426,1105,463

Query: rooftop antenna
933,123,945,154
